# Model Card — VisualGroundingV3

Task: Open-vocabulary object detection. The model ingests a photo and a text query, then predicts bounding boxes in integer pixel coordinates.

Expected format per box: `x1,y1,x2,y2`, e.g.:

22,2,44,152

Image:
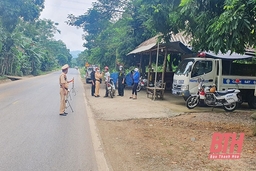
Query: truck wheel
223,102,237,112
248,96,256,109
236,93,243,109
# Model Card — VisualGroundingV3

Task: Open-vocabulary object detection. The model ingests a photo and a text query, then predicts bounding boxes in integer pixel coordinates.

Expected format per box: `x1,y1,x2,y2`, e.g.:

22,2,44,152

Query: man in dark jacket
118,66,125,96
90,68,96,96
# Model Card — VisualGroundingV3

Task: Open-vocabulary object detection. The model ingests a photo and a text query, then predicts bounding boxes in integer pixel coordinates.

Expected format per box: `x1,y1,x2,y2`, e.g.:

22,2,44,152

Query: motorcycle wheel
186,96,199,109
223,102,237,112
136,84,141,92
110,88,113,98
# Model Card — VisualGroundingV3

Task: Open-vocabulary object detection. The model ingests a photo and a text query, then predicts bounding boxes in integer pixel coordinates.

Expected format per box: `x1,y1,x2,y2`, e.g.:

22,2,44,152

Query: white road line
83,92,112,171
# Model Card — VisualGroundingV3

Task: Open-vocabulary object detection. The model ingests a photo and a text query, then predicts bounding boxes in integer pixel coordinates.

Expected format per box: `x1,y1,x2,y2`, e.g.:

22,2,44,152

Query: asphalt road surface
0,69,98,171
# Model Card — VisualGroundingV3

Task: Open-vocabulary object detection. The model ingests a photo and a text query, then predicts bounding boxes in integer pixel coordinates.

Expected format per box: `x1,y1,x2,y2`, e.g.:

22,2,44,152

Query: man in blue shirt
130,68,140,99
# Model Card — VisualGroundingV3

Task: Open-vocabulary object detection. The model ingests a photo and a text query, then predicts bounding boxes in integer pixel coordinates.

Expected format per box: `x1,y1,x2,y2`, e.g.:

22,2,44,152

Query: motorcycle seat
215,89,235,96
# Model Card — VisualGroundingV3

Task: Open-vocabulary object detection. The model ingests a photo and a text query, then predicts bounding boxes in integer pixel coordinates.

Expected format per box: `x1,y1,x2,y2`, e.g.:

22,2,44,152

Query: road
0,69,98,171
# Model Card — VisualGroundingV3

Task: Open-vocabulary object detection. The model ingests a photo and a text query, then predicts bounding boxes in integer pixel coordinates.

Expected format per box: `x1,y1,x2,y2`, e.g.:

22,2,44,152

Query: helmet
210,86,216,93
105,66,109,70
119,65,123,70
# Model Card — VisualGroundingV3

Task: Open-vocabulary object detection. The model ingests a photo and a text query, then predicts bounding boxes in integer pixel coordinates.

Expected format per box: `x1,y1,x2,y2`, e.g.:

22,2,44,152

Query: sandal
129,97,133,99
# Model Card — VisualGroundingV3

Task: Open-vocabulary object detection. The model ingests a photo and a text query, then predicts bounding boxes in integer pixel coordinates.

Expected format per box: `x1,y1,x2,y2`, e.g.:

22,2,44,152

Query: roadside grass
79,67,86,79
0,76,7,80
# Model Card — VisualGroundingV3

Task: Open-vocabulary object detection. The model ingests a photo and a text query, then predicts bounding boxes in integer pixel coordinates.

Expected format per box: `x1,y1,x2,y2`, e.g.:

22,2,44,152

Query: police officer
118,66,125,96
94,67,102,97
90,67,96,96
59,64,74,116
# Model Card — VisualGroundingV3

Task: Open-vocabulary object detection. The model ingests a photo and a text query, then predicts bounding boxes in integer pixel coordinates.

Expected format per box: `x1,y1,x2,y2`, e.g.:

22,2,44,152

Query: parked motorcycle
186,78,240,112
107,78,116,98
137,76,148,92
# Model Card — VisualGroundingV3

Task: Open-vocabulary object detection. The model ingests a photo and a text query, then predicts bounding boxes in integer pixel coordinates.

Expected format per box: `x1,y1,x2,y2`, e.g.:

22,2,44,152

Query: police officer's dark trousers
118,81,124,96
91,81,95,96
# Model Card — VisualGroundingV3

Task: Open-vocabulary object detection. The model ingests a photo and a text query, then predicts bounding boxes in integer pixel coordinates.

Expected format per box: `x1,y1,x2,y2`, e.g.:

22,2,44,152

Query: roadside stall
127,32,193,100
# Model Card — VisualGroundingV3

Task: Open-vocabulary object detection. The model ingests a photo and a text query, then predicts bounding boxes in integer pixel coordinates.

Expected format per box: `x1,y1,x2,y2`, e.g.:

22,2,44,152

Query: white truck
172,52,256,108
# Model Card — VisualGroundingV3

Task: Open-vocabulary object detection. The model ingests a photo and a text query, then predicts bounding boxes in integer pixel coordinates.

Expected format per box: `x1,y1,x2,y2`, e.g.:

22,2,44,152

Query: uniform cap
61,64,69,70
134,68,138,72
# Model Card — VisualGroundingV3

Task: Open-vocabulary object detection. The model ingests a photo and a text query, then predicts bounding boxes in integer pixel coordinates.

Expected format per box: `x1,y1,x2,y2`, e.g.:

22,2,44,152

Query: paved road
0,69,98,171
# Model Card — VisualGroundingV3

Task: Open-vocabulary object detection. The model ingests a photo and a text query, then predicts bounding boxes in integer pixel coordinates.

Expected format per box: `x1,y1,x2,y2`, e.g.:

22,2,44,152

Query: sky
40,0,96,51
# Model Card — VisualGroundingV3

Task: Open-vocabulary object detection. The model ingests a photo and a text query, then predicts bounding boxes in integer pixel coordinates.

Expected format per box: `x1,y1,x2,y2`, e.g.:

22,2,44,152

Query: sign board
85,62,89,67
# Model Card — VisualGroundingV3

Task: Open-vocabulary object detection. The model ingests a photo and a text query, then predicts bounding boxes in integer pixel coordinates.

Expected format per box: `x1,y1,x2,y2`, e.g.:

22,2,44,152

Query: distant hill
70,51,82,58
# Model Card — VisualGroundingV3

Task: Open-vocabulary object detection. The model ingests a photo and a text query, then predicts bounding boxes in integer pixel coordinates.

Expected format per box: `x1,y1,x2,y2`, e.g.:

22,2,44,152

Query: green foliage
0,2,72,77
151,63,164,72
68,0,255,71
178,0,256,54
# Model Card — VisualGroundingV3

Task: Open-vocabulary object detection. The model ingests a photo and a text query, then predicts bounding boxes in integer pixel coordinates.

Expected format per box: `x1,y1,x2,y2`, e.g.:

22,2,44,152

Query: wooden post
154,42,160,101
139,54,142,72
161,48,167,84
148,51,152,83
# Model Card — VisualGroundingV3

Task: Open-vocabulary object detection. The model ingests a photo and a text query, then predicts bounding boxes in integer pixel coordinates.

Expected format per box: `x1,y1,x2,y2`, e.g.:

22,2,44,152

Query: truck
85,65,98,83
172,51,256,108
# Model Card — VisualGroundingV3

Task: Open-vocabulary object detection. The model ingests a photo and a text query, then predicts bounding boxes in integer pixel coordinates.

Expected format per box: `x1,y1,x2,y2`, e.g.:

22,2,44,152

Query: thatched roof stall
127,32,194,94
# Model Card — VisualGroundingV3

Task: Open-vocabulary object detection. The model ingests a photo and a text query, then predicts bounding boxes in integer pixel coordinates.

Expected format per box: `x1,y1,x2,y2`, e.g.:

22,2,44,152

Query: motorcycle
137,76,148,92
107,78,116,98
186,78,240,112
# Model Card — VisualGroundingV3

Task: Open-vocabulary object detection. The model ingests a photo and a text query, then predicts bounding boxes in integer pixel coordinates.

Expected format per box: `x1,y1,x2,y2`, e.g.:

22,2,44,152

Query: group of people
90,66,111,98
58,64,140,116
90,66,140,99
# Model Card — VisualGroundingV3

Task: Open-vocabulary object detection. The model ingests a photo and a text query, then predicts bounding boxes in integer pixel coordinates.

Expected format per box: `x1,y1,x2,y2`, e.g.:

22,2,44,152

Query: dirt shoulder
83,80,256,171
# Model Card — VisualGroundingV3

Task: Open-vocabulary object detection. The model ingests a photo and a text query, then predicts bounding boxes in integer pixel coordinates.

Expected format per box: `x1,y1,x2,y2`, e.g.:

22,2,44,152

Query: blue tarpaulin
110,72,118,85
110,72,134,87
125,73,133,86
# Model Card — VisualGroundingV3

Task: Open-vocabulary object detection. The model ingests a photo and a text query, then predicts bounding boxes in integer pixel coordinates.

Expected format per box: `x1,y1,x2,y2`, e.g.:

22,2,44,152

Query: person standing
90,67,96,96
104,66,110,97
130,68,140,99
94,67,102,97
59,64,74,116
118,66,125,96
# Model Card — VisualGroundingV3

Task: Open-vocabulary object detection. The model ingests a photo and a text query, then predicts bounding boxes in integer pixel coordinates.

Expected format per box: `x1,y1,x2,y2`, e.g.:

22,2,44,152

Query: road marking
13,101,18,104
83,92,111,171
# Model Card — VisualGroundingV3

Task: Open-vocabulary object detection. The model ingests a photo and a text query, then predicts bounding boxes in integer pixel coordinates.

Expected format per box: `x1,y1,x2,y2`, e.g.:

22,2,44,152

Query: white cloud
40,0,96,51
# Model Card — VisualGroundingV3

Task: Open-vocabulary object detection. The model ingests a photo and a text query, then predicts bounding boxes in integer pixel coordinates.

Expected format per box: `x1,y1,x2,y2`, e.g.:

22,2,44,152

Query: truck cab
172,57,216,97
172,53,256,108
85,65,97,83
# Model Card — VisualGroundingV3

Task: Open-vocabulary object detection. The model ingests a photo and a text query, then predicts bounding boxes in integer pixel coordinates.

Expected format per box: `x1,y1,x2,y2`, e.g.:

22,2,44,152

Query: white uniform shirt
104,71,110,82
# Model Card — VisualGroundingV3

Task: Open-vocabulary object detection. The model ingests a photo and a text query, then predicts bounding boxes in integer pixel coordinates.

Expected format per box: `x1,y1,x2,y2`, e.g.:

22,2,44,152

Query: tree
0,0,44,32
179,0,256,54
68,0,256,71
67,0,154,68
